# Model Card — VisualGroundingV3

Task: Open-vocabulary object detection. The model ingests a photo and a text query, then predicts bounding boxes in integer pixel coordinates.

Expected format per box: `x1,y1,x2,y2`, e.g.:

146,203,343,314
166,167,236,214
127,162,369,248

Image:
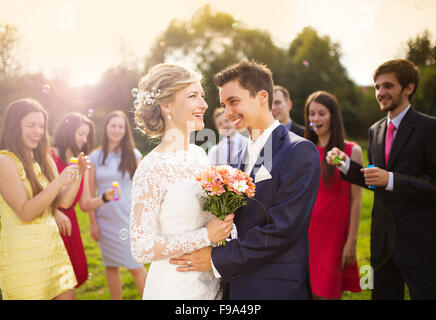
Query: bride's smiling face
168,81,208,132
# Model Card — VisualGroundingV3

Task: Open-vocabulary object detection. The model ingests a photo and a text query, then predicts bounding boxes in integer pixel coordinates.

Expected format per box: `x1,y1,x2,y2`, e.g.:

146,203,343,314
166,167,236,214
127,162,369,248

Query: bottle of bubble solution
112,181,120,201
69,157,79,180
366,165,376,189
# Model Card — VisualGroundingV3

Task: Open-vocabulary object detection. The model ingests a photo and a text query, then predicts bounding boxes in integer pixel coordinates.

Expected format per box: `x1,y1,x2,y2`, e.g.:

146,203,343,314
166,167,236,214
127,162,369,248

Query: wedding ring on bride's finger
187,260,192,266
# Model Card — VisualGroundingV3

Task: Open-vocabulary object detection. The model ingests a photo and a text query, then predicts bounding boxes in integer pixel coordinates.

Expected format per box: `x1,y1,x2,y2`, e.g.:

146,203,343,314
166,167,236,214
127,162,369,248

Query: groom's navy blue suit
211,124,320,299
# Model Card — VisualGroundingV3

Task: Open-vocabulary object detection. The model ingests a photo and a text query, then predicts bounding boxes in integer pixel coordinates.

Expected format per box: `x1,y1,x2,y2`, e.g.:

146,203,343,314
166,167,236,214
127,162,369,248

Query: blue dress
89,148,143,269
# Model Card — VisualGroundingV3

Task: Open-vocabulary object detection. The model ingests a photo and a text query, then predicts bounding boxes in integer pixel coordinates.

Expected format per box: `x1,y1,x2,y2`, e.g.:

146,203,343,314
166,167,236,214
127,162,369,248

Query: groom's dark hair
213,60,274,109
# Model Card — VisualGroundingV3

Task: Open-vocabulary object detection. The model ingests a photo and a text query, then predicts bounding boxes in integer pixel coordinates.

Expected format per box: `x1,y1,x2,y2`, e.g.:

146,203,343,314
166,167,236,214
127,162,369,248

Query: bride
130,63,234,300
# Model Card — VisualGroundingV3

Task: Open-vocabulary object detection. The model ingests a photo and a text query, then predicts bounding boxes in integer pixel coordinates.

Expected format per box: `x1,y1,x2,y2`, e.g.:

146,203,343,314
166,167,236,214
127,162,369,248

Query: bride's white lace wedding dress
130,144,221,300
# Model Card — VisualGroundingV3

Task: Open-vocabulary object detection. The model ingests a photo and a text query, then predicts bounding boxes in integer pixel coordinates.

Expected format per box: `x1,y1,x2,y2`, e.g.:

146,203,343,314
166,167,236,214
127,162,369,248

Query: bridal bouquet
196,165,255,246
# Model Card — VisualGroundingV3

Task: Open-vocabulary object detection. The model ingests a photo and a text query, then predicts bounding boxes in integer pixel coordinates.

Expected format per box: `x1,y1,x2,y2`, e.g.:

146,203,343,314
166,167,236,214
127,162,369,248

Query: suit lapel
285,121,292,131
374,119,387,168
387,108,416,169
250,124,287,179
238,147,248,172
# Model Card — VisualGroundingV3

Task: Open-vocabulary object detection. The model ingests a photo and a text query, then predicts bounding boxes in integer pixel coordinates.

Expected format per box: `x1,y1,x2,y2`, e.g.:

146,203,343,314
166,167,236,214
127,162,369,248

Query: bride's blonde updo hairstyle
134,63,201,138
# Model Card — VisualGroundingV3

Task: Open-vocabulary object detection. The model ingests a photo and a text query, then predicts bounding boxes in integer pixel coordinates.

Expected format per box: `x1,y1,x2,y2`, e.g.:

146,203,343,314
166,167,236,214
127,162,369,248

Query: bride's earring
168,114,172,120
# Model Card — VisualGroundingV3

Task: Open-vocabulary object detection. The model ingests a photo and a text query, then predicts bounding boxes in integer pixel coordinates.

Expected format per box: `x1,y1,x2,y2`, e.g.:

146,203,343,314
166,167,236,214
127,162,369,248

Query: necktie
385,121,396,166
227,137,231,164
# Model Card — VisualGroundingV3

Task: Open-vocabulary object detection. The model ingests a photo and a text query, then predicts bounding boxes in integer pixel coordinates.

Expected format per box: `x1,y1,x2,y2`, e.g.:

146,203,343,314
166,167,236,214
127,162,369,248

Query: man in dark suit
208,107,249,168
327,59,436,300
272,85,305,137
169,60,320,299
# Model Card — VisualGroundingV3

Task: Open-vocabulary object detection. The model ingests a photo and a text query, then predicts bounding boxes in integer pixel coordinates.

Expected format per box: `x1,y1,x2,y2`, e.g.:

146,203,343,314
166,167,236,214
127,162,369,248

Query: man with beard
326,59,436,299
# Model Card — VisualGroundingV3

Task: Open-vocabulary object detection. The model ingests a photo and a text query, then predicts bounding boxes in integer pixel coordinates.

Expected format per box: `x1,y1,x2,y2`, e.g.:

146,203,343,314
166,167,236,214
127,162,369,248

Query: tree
287,27,364,138
145,11,368,139
0,22,23,115
412,64,436,116
406,29,436,67
404,30,436,116
144,5,290,139
0,23,21,80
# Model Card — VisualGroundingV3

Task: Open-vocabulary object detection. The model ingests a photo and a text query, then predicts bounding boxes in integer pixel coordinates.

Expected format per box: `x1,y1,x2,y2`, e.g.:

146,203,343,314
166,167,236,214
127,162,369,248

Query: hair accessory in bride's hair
134,87,161,107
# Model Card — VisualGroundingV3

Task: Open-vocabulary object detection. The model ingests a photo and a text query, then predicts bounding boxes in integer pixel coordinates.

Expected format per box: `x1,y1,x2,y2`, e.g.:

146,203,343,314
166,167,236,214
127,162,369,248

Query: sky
1,0,435,86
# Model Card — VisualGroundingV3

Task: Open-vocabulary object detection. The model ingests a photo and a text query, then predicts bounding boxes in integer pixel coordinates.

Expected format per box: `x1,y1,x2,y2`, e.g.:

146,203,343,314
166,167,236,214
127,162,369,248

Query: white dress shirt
244,120,281,175
208,132,249,167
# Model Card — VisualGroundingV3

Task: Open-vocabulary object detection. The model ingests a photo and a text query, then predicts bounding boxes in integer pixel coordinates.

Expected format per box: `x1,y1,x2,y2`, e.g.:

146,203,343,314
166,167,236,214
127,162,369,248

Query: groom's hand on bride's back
206,213,234,243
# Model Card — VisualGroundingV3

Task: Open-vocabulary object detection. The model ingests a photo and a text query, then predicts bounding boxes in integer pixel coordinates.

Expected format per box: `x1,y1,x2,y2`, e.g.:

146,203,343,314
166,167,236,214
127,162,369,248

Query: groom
170,60,320,299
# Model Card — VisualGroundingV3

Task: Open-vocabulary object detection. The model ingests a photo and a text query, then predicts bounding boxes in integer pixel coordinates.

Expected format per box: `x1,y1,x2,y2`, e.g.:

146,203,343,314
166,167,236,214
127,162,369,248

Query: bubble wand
69,157,80,180
333,155,345,166
112,181,120,201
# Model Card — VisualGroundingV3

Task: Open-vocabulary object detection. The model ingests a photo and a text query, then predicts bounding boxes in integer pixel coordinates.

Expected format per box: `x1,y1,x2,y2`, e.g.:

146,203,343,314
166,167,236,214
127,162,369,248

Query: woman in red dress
51,112,118,288
305,91,364,299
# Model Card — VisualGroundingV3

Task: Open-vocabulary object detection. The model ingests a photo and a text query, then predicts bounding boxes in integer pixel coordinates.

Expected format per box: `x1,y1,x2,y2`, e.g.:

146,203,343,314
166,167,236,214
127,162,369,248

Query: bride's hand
206,214,234,243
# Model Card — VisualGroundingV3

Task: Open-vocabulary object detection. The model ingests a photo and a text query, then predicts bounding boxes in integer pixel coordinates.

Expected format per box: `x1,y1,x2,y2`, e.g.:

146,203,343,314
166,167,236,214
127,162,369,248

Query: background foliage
1,5,435,153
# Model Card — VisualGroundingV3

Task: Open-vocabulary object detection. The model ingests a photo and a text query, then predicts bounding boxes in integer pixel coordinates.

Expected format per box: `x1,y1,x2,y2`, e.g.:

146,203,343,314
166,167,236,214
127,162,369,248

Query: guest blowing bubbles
88,110,147,300
0,98,88,300
51,112,120,289
305,91,364,299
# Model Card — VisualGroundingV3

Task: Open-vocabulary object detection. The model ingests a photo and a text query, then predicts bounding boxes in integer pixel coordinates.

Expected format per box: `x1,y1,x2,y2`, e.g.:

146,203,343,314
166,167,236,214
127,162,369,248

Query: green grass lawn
75,209,149,300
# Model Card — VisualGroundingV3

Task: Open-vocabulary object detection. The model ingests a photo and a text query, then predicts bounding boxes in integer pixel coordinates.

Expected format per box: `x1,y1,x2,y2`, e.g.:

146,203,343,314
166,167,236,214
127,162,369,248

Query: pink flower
197,166,226,195
215,165,235,186
197,166,258,247
198,165,255,197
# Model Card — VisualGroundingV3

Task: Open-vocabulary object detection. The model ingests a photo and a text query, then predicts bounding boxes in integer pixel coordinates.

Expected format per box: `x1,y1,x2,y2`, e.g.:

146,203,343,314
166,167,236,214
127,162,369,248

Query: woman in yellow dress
0,98,89,300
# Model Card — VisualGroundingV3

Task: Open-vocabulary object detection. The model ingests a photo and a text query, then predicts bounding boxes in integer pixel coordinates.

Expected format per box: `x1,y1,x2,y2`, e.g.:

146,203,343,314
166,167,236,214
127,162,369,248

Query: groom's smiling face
219,80,261,131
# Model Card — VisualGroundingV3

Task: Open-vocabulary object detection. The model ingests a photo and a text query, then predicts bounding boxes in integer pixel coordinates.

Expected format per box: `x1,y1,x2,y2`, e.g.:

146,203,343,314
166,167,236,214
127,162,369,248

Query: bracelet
101,193,110,203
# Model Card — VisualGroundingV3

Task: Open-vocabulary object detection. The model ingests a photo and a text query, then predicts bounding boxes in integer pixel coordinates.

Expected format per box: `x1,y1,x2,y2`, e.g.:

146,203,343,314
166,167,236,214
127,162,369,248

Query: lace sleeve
130,158,211,264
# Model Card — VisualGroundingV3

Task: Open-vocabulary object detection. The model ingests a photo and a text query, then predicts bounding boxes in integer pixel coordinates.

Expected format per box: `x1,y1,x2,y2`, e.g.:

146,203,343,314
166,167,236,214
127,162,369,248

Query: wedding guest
88,110,147,300
51,112,120,289
327,59,436,299
208,107,248,167
305,91,363,299
272,85,305,137
0,98,88,299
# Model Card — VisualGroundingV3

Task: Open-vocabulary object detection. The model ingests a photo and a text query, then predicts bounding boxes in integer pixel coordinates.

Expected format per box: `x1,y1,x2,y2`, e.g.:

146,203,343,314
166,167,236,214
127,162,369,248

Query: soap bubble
119,228,128,240
42,84,51,93
87,108,94,118
309,122,318,131
131,88,138,98
309,122,314,131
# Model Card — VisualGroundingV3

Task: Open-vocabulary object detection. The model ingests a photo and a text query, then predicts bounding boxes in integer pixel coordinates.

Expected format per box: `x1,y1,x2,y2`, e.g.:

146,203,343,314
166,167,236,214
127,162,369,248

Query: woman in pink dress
305,91,363,299
50,112,119,288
